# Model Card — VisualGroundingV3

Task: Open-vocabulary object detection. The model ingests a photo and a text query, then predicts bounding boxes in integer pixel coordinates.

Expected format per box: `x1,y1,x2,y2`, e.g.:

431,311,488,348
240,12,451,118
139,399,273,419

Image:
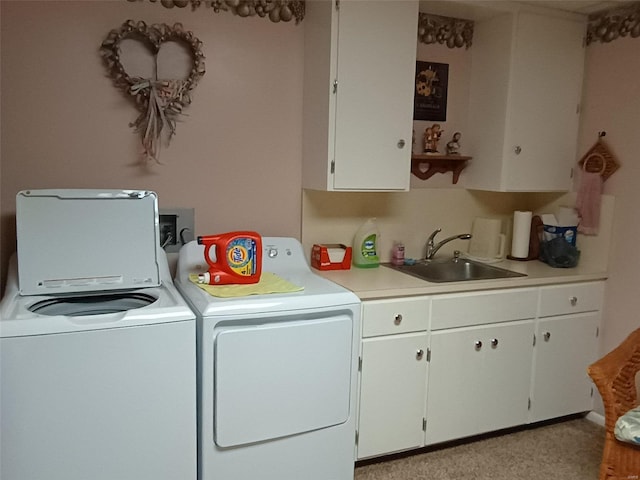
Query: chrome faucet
425,228,472,260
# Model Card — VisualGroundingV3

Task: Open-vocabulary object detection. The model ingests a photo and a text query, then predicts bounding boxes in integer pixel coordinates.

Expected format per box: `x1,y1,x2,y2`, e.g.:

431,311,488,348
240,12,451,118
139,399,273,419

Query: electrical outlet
159,208,195,253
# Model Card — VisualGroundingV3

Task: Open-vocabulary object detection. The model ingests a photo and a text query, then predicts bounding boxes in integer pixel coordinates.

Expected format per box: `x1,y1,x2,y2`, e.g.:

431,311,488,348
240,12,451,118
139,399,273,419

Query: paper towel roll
511,211,532,259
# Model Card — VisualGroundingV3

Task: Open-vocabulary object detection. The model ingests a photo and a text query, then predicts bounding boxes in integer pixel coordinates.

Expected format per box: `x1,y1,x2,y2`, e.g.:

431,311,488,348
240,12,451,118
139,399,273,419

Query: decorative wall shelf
411,154,471,184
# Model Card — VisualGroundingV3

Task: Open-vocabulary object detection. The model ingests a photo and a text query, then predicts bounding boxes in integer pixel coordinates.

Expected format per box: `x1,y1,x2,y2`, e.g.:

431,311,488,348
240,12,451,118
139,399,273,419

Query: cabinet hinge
355,429,359,445
333,79,338,94
331,160,335,174
358,355,362,372
591,387,594,398
426,348,431,362
528,397,531,411
423,418,427,431
596,326,600,338
570,167,574,179
532,333,536,347
335,0,339,11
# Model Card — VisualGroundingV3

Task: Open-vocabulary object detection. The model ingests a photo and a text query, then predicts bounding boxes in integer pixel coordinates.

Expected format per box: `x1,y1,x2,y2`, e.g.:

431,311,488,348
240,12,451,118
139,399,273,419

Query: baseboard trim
586,411,605,426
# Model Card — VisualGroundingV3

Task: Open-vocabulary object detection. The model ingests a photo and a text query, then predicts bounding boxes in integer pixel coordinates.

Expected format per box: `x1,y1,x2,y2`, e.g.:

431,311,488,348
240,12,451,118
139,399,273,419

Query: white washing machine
175,238,361,480
0,189,196,480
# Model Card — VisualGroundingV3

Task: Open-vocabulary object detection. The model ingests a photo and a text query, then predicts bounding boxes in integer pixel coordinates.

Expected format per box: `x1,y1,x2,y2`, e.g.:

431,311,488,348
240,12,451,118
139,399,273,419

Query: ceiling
420,0,639,18
518,1,638,15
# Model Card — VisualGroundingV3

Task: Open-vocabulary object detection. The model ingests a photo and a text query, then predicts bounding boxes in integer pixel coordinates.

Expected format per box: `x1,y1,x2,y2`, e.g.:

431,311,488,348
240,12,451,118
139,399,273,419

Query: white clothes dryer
0,190,196,480
175,238,361,480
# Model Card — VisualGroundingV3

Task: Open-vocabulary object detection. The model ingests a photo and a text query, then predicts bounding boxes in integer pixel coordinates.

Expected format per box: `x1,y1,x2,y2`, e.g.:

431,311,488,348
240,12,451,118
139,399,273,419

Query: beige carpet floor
355,417,605,480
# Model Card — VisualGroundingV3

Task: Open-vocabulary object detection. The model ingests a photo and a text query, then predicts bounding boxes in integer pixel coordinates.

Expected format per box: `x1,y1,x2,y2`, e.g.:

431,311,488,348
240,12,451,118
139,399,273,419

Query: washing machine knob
268,248,278,258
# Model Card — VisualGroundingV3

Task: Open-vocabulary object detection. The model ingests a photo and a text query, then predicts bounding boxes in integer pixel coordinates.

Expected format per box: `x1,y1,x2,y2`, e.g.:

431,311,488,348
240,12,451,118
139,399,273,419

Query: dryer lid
16,189,161,295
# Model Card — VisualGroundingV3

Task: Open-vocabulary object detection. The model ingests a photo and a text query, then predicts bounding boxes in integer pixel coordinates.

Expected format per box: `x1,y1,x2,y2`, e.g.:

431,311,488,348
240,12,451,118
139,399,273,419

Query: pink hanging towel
576,165,603,235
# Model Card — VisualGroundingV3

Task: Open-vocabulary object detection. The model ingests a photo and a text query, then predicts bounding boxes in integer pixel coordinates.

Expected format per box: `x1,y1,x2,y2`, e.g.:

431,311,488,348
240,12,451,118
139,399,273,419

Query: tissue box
311,244,352,271
542,225,577,246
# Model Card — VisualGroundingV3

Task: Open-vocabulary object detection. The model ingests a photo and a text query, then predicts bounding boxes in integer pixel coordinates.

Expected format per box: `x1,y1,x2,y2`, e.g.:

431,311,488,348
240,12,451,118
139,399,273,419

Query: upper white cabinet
303,0,419,191
464,6,586,192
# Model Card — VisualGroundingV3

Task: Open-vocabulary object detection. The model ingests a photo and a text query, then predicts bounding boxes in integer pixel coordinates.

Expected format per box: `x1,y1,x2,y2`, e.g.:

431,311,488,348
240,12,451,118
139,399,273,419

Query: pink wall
578,36,640,356
2,0,640,358
0,0,304,290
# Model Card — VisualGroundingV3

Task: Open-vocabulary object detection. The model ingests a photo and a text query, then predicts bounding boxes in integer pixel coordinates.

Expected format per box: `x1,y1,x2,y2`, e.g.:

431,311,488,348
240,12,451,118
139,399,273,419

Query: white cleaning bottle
353,218,380,268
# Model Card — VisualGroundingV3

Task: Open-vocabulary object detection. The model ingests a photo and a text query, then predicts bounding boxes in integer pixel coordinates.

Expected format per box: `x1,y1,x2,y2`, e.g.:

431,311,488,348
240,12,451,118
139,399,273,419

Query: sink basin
384,258,526,283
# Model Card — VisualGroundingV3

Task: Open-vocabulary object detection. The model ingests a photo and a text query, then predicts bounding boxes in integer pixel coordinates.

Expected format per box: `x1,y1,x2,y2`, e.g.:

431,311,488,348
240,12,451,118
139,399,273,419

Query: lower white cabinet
529,282,604,422
425,288,537,445
426,320,534,445
357,333,428,459
356,281,604,459
356,297,429,460
529,313,599,422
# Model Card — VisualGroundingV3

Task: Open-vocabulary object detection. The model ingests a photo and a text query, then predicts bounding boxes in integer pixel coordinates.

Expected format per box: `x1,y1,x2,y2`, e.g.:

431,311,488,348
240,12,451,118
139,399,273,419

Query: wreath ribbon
129,79,184,163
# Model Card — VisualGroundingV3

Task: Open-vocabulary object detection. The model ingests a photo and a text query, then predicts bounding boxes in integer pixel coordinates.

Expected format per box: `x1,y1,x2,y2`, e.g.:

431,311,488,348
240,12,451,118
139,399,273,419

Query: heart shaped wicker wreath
100,20,206,164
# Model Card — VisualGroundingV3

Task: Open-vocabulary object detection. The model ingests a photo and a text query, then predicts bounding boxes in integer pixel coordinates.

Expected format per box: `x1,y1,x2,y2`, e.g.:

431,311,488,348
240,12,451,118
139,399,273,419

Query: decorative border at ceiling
417,13,474,49
587,1,640,44
125,0,305,23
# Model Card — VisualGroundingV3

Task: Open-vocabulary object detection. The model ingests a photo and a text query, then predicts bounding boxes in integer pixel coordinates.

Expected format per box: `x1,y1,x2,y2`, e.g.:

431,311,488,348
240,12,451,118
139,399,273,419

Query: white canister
468,218,506,261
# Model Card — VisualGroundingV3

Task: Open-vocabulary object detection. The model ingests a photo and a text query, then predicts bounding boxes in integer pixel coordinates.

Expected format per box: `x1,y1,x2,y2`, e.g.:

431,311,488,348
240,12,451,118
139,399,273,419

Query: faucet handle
427,228,442,243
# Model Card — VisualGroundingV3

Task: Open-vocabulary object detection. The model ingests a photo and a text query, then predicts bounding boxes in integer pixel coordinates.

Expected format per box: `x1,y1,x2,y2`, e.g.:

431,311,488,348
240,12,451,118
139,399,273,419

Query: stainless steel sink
384,257,526,283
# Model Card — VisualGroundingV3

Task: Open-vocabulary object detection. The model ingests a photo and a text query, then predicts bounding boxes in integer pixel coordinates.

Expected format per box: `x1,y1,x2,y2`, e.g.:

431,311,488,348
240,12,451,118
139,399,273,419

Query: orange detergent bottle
197,231,262,285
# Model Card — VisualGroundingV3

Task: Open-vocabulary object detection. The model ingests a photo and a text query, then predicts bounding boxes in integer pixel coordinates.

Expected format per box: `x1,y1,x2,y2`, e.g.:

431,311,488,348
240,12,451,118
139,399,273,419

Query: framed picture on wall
413,61,449,121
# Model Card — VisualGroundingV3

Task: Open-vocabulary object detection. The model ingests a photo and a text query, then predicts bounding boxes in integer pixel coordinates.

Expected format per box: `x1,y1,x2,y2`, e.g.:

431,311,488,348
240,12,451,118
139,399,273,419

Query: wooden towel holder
577,131,620,182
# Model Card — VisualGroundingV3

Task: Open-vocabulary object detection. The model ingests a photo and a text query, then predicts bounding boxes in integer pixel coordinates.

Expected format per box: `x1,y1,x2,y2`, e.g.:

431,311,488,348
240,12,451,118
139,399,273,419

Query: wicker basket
588,327,640,480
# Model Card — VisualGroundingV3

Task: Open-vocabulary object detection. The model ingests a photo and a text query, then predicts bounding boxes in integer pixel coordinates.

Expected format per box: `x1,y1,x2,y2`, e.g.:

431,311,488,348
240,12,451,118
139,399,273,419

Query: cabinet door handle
397,139,406,149
416,349,424,360
474,340,483,350
570,296,578,306
394,314,403,325
514,146,522,155
544,331,551,341
490,338,499,348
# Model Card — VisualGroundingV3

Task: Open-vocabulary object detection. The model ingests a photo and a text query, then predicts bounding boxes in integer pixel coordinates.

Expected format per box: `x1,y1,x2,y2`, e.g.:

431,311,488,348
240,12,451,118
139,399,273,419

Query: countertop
315,258,608,300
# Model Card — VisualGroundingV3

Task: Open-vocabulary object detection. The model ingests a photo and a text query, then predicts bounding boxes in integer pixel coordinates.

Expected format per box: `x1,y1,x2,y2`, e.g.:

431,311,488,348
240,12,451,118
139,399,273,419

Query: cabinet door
333,0,418,190
504,11,586,191
357,332,428,459
479,321,534,434
426,327,484,444
530,312,599,423
426,321,534,445
466,10,585,192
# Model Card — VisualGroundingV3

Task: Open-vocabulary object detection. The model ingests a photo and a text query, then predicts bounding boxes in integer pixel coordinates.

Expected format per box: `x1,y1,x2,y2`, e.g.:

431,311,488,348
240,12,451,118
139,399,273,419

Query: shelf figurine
446,131,462,155
424,123,443,154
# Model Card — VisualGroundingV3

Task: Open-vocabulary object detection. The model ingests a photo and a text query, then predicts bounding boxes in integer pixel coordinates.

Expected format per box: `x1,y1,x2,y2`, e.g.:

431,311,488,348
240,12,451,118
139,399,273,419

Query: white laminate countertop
315,258,608,300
